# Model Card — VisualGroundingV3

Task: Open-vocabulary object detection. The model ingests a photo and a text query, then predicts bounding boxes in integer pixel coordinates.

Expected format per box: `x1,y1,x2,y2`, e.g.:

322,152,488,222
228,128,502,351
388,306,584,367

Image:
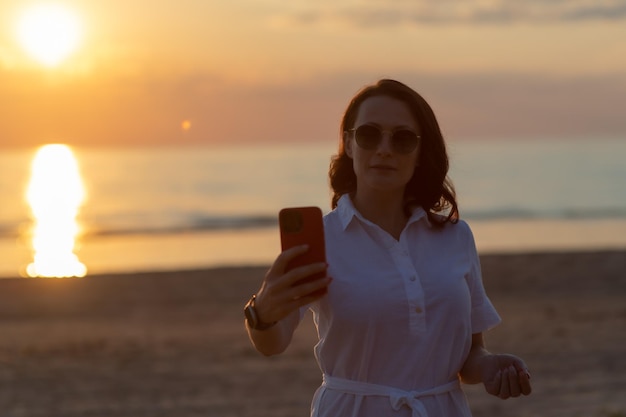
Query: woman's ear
343,131,353,159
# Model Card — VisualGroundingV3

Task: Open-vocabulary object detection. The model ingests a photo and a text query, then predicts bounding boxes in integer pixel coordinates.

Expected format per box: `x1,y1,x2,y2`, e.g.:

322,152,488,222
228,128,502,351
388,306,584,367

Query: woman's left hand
480,354,532,399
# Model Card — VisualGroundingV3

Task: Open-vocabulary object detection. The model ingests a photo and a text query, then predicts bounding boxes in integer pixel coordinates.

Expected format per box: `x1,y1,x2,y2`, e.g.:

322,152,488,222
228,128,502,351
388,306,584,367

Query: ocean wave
0,224,18,238
2,207,626,239
462,207,626,221
84,214,278,237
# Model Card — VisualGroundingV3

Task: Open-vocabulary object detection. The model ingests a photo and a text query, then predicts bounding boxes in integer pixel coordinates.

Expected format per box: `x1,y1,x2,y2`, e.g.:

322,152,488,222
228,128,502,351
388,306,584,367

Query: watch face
244,304,258,328
244,296,276,330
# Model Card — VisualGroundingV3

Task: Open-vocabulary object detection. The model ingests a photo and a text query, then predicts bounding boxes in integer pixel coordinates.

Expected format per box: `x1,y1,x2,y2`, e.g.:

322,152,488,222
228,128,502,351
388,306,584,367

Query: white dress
307,195,501,417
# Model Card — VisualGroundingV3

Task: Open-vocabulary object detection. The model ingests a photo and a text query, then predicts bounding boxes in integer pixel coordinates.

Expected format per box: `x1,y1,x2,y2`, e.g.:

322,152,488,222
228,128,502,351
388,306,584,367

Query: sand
0,250,624,417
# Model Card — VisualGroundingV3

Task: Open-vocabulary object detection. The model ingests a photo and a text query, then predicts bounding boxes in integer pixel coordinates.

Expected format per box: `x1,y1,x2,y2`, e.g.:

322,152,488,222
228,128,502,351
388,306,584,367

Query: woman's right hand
254,244,331,325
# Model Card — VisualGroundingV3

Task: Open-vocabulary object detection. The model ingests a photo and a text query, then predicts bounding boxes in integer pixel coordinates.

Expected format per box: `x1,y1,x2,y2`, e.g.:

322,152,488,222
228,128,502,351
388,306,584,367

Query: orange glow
0,2,624,149
25,144,87,278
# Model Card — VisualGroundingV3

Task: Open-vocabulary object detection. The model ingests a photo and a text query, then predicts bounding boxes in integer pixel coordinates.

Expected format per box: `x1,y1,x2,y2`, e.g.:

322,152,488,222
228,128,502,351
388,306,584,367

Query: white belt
319,374,461,417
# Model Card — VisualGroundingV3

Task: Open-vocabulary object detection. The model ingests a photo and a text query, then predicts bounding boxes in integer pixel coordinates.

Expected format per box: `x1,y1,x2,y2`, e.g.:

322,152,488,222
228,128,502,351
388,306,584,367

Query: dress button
409,275,416,281
415,306,422,314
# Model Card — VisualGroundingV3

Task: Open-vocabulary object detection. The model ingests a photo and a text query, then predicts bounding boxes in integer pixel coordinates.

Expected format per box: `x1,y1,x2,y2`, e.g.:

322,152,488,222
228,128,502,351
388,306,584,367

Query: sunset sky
1,0,625,148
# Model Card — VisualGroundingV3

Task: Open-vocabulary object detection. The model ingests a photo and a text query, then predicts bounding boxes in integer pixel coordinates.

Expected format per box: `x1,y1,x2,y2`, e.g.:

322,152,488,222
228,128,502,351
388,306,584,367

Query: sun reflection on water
25,144,87,278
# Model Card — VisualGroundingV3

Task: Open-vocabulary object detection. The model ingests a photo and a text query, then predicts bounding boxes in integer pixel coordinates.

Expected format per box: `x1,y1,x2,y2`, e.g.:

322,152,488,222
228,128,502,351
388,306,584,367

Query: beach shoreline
3,217,626,280
0,249,624,416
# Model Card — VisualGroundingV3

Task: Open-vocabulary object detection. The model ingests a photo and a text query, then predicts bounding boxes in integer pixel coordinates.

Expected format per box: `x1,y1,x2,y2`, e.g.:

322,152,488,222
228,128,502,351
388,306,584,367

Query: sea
1,138,625,278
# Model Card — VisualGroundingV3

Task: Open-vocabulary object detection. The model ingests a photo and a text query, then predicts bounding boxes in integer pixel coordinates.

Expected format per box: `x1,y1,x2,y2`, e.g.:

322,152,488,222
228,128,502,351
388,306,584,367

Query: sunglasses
348,125,420,154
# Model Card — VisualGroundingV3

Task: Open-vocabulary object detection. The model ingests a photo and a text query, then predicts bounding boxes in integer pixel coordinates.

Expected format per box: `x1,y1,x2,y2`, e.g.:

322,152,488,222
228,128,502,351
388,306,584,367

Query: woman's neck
351,190,408,240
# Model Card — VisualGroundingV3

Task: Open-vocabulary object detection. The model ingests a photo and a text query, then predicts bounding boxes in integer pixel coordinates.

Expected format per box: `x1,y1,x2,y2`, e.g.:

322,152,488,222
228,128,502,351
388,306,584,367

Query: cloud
396,71,626,139
278,0,626,27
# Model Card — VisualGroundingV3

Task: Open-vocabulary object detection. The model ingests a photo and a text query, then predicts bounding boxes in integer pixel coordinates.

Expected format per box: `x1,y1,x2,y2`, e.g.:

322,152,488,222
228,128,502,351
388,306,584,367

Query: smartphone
279,206,327,294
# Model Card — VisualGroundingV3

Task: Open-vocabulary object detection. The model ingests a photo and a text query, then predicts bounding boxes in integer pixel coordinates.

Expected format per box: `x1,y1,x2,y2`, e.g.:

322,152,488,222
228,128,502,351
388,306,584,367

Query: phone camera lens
280,211,303,233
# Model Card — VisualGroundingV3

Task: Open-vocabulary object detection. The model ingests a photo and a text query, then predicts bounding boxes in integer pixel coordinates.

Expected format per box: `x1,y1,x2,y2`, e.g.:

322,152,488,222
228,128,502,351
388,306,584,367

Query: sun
16,4,83,67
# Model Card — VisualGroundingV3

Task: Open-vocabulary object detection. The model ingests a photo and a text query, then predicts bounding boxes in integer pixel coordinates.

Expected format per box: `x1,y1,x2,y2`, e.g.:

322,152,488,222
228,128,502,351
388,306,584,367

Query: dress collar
336,194,431,231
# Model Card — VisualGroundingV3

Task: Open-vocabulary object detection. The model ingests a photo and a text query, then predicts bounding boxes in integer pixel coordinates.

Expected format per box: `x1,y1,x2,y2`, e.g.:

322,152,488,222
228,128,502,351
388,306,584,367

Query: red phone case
279,206,327,292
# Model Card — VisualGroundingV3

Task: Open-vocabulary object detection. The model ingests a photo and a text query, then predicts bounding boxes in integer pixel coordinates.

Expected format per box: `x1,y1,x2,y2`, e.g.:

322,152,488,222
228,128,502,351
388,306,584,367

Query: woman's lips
370,164,396,170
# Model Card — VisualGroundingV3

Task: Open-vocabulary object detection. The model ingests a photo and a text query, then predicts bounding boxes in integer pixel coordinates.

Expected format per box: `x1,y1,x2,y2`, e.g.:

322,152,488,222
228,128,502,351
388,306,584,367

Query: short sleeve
463,222,501,333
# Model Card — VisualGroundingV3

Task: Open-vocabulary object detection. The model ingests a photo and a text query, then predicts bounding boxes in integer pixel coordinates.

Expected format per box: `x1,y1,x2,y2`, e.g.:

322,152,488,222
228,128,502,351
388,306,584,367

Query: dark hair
329,79,458,227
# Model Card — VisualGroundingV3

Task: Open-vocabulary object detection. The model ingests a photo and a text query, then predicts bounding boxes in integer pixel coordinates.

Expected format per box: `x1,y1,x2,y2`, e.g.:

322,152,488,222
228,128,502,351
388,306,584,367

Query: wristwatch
244,294,277,330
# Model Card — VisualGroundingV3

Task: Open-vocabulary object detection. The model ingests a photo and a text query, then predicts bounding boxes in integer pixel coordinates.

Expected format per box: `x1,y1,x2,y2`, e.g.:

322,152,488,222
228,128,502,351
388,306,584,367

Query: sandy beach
0,250,624,417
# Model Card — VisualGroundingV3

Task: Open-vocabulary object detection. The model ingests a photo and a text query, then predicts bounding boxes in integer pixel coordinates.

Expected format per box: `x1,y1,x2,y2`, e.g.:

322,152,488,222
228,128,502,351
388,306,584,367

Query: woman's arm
245,309,300,356
460,333,532,399
460,333,491,384
245,244,331,356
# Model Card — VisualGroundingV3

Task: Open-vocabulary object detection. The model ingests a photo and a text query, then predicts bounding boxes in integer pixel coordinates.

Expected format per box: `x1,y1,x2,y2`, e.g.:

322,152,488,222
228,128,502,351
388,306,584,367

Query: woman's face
345,95,421,196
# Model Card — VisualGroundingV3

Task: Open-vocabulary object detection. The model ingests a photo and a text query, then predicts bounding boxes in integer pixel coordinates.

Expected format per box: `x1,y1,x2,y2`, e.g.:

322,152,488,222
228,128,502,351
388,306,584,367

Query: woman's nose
375,132,394,154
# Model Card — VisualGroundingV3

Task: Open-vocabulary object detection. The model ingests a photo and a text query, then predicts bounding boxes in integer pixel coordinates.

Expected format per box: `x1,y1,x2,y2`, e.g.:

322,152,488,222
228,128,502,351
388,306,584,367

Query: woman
244,79,532,416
